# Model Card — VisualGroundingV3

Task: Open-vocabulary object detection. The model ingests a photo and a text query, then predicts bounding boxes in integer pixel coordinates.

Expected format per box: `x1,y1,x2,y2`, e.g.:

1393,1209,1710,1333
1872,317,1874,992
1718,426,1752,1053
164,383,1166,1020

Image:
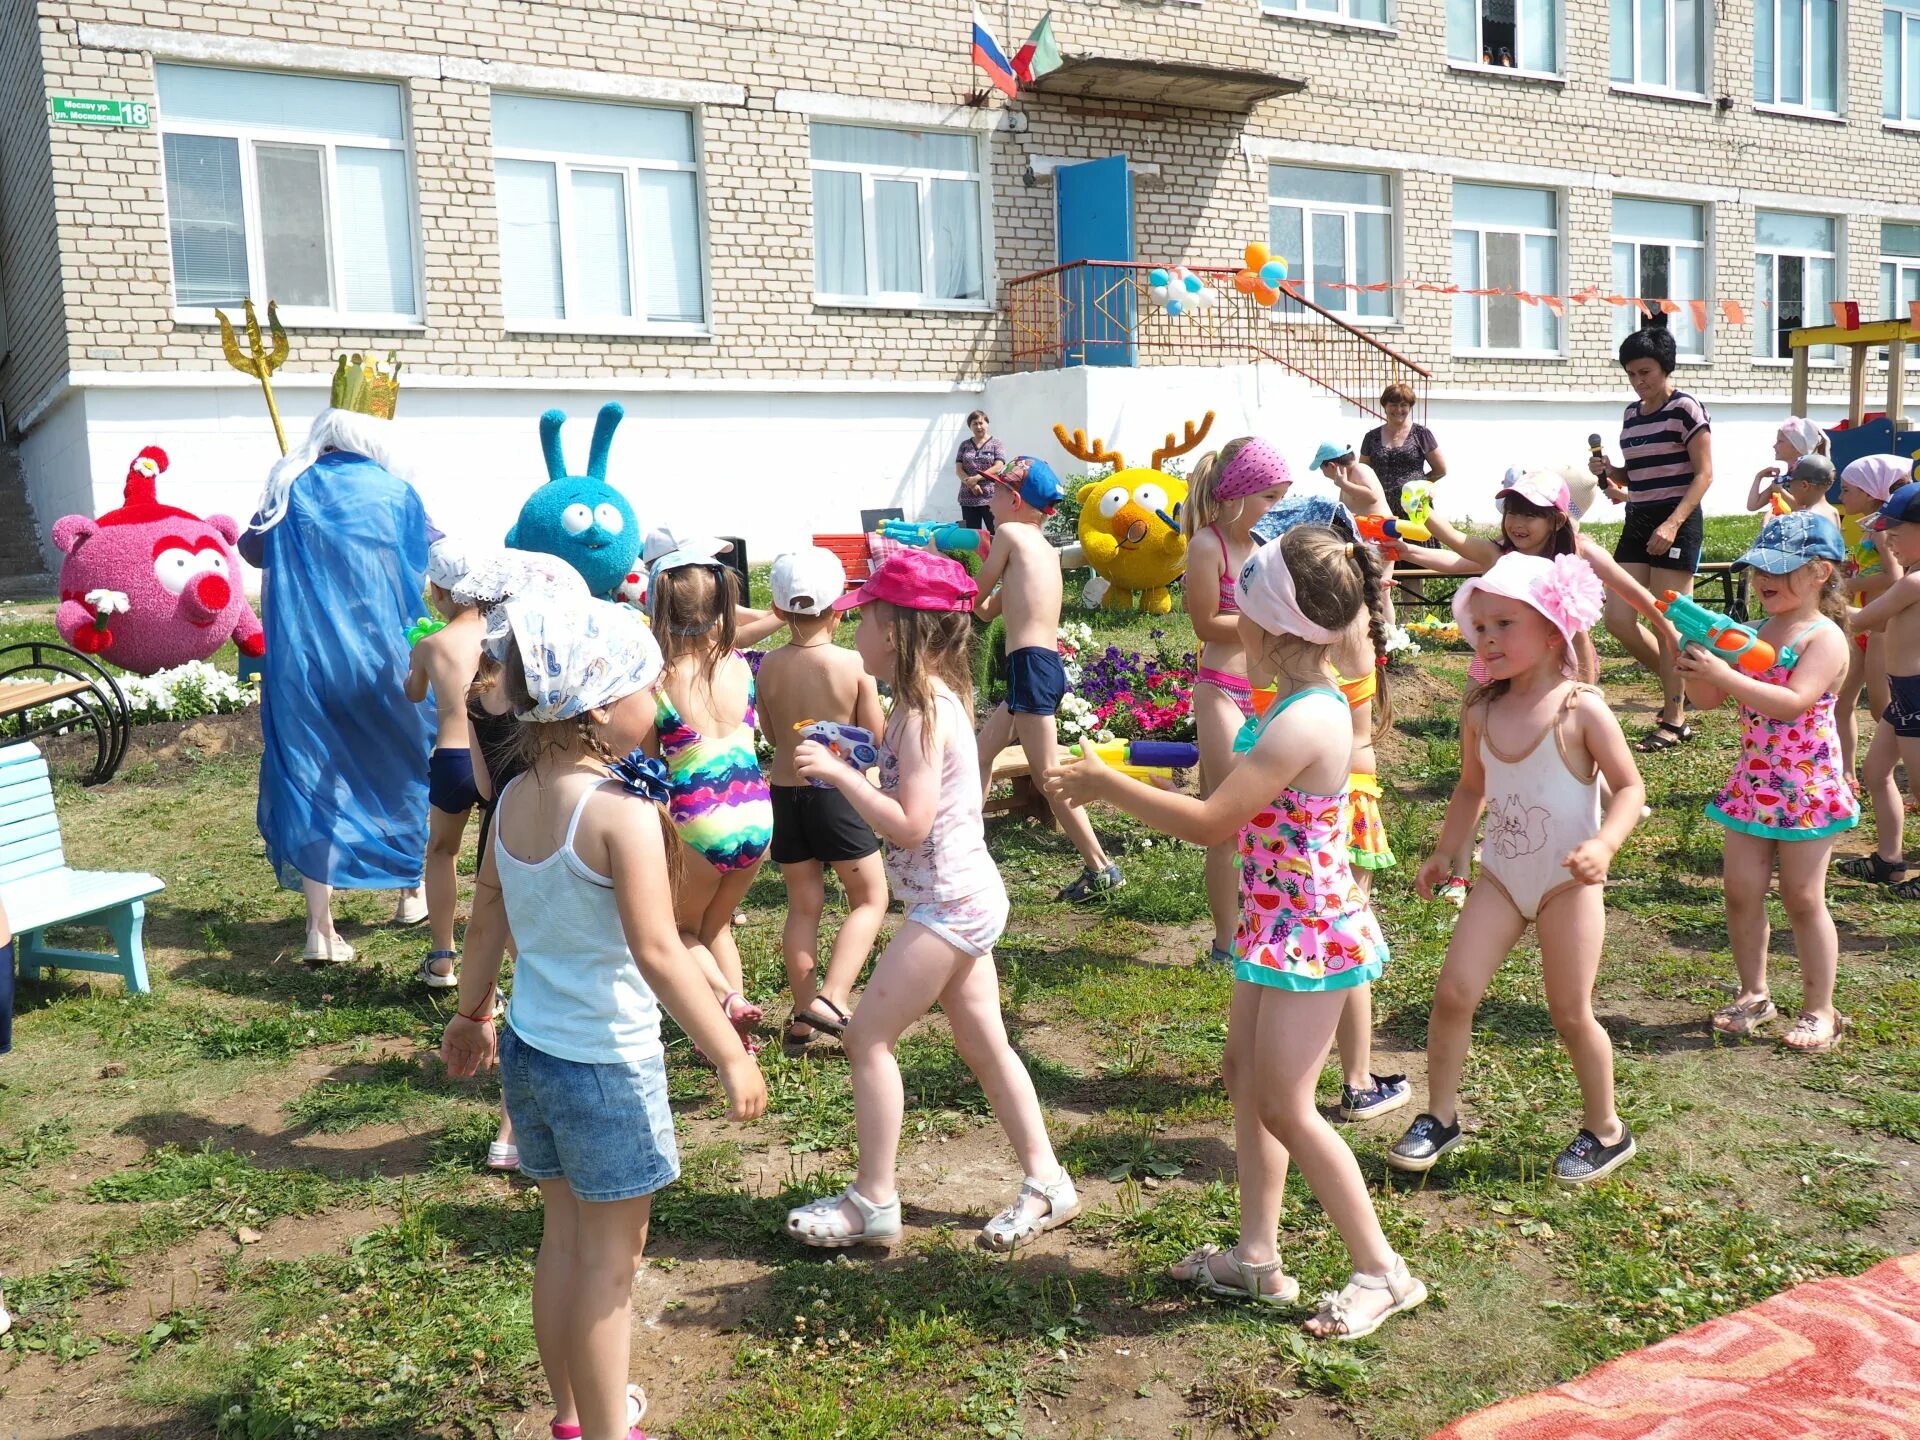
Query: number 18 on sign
50,96,151,128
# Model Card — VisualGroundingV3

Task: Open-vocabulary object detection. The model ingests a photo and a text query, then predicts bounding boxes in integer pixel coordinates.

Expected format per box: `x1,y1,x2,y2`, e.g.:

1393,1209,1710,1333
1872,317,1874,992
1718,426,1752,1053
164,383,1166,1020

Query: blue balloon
1166,299,1184,316
1148,267,1170,287
1259,260,1286,285
1183,273,1204,293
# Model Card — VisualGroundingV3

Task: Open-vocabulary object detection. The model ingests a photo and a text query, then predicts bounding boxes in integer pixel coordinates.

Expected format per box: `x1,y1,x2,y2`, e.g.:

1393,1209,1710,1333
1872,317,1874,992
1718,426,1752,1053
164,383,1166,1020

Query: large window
1451,183,1561,355
1610,0,1708,93
1447,0,1560,71
1262,0,1391,26
1612,198,1708,357
156,65,418,321
493,94,705,330
1756,0,1840,111
1882,223,1920,359
1754,210,1838,360
809,124,986,307
1889,0,1920,121
1268,166,1394,321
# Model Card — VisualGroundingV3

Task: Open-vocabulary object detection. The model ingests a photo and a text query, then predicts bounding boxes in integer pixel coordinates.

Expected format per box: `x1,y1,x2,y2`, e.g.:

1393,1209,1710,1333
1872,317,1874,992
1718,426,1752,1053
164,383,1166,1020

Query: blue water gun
878,519,985,553
1068,738,1199,782
796,720,879,787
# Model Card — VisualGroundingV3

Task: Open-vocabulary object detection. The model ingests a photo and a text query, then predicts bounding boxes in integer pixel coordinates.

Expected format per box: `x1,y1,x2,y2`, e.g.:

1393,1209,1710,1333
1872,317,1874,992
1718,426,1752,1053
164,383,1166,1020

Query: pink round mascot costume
51,447,265,673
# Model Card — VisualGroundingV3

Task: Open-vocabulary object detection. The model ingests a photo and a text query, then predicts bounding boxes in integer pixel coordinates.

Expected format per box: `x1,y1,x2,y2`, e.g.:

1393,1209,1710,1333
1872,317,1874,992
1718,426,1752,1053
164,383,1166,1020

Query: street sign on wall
49,97,151,128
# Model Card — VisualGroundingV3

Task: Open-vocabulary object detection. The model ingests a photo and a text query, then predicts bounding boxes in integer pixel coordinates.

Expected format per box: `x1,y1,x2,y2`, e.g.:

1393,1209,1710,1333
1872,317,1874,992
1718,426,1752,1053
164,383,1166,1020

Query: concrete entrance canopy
1027,55,1304,112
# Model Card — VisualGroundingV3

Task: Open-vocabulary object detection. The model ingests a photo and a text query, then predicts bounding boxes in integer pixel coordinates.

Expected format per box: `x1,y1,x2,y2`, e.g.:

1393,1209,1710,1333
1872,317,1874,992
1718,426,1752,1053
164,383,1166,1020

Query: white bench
0,742,164,994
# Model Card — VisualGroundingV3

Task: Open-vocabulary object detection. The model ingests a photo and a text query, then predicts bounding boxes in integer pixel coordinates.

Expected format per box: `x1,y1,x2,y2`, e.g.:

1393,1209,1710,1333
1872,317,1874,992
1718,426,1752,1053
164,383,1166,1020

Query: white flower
85,589,130,616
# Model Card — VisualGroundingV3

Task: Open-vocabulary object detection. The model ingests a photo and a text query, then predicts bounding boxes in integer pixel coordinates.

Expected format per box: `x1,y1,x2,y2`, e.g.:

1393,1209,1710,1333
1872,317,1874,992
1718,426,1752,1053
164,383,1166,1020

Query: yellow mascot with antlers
1054,413,1214,614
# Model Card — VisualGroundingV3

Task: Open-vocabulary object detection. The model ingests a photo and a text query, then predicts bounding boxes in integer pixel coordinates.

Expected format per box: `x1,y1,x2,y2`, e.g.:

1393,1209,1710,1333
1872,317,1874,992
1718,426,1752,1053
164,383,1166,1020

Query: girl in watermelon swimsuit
1048,525,1425,1343
1678,512,1858,1052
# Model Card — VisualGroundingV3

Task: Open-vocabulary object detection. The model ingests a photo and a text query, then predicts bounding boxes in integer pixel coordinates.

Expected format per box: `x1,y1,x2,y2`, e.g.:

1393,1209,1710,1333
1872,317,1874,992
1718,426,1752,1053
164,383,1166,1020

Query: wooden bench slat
0,680,92,714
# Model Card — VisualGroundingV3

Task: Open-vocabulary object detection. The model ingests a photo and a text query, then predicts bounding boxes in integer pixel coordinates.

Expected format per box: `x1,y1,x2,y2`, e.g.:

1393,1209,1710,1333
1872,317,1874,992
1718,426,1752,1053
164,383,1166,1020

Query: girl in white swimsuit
1388,553,1650,1188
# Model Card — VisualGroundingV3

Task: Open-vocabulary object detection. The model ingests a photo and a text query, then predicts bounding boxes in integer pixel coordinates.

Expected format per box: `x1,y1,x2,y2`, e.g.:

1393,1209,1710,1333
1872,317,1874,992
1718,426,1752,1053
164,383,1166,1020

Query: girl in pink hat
1393,470,1679,695
1388,552,1647,1186
1182,437,1294,969
785,551,1078,1253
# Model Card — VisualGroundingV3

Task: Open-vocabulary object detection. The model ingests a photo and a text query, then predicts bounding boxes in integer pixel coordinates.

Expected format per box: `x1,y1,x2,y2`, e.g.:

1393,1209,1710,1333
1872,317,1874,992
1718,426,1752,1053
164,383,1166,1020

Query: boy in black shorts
754,548,890,1055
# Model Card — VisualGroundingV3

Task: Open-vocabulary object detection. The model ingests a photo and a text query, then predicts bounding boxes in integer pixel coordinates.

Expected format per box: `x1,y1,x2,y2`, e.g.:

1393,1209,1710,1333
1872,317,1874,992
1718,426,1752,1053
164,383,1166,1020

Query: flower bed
1058,623,1196,744
1,659,258,740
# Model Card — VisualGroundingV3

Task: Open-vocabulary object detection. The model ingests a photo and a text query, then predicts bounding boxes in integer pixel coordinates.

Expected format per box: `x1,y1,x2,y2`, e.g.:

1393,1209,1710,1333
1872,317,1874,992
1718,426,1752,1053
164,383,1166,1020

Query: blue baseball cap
1733,511,1847,573
1867,481,1920,531
1251,493,1356,546
1310,441,1354,471
1005,456,1063,513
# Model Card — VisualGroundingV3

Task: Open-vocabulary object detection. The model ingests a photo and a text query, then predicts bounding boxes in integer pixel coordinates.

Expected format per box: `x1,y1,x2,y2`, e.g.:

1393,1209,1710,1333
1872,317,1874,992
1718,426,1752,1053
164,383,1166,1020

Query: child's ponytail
1346,538,1394,732
1182,437,1254,538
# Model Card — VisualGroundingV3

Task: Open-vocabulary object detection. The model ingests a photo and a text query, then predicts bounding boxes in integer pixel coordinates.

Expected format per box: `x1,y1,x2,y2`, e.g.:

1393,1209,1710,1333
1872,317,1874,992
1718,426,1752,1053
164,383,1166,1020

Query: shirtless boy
1847,480,1920,899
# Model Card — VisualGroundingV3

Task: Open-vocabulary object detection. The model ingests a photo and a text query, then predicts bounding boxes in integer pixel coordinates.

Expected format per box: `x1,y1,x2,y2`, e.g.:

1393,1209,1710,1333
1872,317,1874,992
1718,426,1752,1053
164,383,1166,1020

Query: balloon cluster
1232,243,1291,307
1146,266,1223,317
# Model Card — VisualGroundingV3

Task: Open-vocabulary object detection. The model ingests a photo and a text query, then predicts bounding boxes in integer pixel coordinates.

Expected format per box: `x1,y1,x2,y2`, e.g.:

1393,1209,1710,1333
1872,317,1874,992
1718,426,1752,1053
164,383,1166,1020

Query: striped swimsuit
654,653,773,873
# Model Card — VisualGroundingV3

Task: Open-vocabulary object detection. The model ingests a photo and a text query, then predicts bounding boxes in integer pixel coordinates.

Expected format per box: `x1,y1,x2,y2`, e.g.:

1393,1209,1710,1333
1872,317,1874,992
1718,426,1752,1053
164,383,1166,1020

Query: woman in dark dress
954,410,1007,533
1358,382,1446,520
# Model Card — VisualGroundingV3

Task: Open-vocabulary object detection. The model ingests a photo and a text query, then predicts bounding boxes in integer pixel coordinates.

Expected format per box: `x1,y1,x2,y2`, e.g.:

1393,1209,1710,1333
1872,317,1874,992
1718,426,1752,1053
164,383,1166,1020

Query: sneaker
1056,863,1124,904
1386,1112,1463,1173
1552,1124,1636,1186
1341,1073,1411,1122
302,931,355,966
392,891,429,926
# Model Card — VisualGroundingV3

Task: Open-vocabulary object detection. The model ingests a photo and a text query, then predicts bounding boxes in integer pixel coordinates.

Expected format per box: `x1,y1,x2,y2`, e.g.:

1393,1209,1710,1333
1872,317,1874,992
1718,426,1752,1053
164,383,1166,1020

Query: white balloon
1148,283,1169,302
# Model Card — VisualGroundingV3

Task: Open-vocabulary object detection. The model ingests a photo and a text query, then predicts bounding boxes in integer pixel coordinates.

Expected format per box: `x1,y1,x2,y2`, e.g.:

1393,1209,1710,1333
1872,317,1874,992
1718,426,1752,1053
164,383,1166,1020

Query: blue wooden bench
0,742,164,994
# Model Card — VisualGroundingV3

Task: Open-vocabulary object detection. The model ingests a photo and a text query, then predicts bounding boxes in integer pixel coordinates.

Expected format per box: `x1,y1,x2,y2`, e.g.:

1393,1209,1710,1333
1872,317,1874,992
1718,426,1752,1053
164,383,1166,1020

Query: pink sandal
722,991,763,1037
553,1385,646,1439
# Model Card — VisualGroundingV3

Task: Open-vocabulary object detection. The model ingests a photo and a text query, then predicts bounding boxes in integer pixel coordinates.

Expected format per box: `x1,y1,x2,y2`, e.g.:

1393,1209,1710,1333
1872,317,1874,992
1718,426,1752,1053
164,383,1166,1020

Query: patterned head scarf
500,595,662,722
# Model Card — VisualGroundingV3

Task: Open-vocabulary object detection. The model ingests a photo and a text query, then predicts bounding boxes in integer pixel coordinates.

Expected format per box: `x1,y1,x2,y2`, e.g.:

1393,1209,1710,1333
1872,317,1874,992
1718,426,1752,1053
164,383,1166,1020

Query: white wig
250,409,413,534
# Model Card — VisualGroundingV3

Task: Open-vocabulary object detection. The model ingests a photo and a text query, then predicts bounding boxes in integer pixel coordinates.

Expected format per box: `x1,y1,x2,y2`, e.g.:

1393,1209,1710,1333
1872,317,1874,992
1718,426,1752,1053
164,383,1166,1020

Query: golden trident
215,299,290,455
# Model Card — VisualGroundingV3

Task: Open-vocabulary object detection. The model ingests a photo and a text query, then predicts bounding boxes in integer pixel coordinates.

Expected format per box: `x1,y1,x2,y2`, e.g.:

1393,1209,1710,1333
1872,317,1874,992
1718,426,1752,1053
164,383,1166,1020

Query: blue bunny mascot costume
506,402,641,599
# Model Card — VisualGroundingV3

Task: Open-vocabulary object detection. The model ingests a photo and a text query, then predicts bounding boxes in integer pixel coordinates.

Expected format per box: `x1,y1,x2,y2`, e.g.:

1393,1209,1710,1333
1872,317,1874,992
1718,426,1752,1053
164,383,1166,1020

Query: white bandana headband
1236,538,1342,644
1778,416,1823,457
502,595,663,722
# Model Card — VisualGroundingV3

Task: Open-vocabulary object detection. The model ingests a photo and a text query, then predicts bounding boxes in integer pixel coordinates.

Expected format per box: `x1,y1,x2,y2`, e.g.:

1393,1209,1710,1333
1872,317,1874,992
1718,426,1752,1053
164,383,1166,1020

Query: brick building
3,0,1916,562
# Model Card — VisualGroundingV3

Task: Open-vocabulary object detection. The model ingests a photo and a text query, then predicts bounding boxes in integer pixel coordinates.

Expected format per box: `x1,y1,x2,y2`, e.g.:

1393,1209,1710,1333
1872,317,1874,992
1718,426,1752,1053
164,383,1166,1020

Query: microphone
1587,433,1605,461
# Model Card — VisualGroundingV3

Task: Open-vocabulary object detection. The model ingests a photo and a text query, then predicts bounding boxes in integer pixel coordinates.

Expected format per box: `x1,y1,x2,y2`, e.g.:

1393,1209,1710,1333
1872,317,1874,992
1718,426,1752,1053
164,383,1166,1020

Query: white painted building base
22,365,1855,583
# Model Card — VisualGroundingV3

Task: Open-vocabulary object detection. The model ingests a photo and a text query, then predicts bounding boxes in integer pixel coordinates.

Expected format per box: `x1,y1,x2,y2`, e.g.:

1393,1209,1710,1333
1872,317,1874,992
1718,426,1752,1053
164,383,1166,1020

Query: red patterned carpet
1429,1252,1920,1439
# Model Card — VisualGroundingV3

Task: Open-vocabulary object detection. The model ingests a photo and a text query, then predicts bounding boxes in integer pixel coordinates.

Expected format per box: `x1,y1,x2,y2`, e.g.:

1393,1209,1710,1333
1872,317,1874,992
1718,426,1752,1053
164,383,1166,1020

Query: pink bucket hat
1496,469,1572,514
1453,552,1604,653
833,549,978,613
1214,438,1293,503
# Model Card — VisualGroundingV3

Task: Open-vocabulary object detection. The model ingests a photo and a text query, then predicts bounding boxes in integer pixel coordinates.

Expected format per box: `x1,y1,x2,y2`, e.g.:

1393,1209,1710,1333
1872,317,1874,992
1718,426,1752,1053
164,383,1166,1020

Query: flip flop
722,991,763,1034
793,995,851,1037
782,1023,818,1058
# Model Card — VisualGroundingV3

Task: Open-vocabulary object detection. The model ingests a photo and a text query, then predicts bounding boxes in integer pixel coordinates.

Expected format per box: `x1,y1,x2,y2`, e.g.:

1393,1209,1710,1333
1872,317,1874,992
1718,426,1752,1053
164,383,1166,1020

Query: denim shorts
498,1025,680,1202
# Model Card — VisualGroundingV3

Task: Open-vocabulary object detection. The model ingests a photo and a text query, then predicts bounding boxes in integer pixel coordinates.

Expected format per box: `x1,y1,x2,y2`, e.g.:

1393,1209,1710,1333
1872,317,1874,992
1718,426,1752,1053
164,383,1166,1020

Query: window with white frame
1753,210,1838,360
1881,223,1920,358
1756,0,1840,112
1888,0,1920,121
1267,166,1395,321
156,64,418,321
1451,183,1561,355
1262,0,1390,25
808,124,986,306
1609,0,1708,93
492,94,706,330
1446,0,1560,71
1611,198,1708,357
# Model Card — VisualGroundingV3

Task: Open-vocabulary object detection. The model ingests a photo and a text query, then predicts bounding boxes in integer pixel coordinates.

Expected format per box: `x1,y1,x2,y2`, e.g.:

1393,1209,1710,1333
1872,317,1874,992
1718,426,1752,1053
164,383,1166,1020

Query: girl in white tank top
1389,554,1650,1189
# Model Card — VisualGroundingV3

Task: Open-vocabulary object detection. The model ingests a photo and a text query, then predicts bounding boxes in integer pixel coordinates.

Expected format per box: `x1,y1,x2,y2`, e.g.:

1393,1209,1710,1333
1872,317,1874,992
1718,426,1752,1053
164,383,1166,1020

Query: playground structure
1789,312,1916,431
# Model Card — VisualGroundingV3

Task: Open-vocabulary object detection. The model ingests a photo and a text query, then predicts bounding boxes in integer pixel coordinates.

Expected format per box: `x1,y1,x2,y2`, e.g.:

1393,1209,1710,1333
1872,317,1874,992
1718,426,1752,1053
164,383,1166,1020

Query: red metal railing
1007,261,1431,421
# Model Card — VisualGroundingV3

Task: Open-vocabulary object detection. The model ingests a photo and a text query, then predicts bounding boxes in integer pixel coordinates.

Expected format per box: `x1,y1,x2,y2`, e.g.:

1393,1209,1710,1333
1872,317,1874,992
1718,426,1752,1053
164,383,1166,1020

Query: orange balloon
1243,242,1271,271
1232,269,1258,294
1254,284,1279,306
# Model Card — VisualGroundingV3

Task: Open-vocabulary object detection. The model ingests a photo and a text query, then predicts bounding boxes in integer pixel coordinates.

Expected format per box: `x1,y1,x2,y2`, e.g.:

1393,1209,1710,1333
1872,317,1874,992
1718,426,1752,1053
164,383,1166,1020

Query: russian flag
972,9,1019,97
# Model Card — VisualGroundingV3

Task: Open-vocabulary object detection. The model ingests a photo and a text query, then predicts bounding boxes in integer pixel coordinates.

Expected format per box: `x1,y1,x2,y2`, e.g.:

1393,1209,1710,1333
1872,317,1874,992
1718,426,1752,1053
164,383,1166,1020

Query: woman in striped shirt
1587,319,1716,752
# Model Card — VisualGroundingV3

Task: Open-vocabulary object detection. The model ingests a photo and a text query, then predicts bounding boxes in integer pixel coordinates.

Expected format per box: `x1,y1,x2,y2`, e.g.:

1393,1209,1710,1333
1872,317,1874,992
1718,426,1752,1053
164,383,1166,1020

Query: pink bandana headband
1236,540,1340,644
1214,438,1293,503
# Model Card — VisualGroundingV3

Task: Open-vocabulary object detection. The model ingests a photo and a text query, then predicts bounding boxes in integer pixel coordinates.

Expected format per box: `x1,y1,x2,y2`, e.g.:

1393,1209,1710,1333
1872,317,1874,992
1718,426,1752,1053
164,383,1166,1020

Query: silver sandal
786,1186,901,1248
980,1171,1080,1252
1305,1256,1428,1341
1173,1243,1300,1308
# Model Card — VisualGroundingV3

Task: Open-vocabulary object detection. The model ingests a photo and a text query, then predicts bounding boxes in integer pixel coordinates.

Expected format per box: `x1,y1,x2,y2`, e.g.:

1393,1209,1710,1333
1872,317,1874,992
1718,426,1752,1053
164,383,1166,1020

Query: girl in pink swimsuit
1183,437,1293,968
1052,525,1425,1344
1389,553,1648,1188
1677,511,1857,1053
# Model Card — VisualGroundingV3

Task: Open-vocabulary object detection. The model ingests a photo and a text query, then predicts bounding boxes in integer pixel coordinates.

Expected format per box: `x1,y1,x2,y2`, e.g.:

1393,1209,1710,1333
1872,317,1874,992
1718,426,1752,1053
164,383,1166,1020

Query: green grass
4,575,1919,1439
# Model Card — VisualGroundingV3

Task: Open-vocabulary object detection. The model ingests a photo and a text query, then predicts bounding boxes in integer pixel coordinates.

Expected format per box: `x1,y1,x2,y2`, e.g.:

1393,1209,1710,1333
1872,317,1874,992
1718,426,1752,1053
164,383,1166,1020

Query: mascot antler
1052,424,1123,473
1152,412,1216,473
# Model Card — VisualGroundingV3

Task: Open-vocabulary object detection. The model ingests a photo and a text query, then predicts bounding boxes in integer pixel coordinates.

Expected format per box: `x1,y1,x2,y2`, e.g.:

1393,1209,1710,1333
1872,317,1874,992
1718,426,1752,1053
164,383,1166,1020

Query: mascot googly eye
1097,487,1129,519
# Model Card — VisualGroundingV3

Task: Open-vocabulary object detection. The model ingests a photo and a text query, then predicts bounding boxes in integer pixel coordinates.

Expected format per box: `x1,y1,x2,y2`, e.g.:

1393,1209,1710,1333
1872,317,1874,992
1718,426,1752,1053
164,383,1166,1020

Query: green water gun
406,614,447,646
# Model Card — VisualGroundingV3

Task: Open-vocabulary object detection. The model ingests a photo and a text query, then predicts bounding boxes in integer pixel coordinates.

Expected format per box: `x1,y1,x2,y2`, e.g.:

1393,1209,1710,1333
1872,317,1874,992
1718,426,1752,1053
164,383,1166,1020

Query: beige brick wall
8,0,1915,419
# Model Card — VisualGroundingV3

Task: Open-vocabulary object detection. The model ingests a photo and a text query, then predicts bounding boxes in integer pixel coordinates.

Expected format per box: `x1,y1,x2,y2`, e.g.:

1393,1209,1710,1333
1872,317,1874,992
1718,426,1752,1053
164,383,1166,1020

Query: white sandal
786,1186,901,1248
1173,1243,1300,1308
1306,1257,1427,1341
980,1171,1080,1252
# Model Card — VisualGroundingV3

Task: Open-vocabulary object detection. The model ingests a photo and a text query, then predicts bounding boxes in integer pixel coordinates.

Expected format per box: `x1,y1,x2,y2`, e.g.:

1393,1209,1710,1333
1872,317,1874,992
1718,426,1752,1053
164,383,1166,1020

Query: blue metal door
1055,155,1135,367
